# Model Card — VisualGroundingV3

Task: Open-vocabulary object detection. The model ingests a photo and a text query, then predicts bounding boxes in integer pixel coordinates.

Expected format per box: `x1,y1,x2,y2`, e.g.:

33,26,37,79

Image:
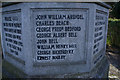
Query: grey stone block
1,2,110,78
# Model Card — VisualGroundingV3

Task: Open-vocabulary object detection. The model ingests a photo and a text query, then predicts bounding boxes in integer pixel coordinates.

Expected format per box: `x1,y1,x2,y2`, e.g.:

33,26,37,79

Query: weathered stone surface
2,2,110,78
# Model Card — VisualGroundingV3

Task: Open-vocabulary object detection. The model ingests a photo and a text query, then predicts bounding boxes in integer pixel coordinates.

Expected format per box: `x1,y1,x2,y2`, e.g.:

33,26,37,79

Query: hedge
107,18,120,48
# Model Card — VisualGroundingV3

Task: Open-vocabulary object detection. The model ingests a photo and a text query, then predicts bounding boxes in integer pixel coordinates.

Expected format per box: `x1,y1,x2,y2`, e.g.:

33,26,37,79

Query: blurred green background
107,18,120,48
107,2,120,49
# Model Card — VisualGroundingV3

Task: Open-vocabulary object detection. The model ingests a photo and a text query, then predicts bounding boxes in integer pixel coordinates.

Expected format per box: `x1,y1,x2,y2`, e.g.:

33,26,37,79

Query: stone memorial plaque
31,9,88,63
2,2,111,78
93,9,108,65
2,10,23,60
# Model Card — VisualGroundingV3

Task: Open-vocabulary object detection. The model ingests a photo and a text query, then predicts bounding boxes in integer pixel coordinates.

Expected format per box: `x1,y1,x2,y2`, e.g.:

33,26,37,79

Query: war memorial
1,2,111,78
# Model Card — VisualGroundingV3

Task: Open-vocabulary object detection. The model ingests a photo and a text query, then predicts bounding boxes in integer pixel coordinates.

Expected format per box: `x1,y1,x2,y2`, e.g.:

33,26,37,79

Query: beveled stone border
5,52,25,65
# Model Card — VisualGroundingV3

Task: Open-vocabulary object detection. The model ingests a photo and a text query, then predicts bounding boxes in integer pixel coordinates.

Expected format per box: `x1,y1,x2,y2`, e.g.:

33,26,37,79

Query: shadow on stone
106,52,120,70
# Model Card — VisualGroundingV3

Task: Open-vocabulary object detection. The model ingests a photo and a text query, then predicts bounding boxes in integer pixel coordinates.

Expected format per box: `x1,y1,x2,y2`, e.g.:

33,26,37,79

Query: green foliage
109,18,120,21
107,18,120,48
111,2,120,19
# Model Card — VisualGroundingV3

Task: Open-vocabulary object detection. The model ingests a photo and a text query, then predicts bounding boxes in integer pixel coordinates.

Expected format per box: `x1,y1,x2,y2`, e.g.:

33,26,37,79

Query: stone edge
2,2,111,9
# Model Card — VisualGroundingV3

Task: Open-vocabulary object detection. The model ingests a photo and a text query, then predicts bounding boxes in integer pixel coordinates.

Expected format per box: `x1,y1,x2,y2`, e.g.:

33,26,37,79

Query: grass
107,36,111,46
